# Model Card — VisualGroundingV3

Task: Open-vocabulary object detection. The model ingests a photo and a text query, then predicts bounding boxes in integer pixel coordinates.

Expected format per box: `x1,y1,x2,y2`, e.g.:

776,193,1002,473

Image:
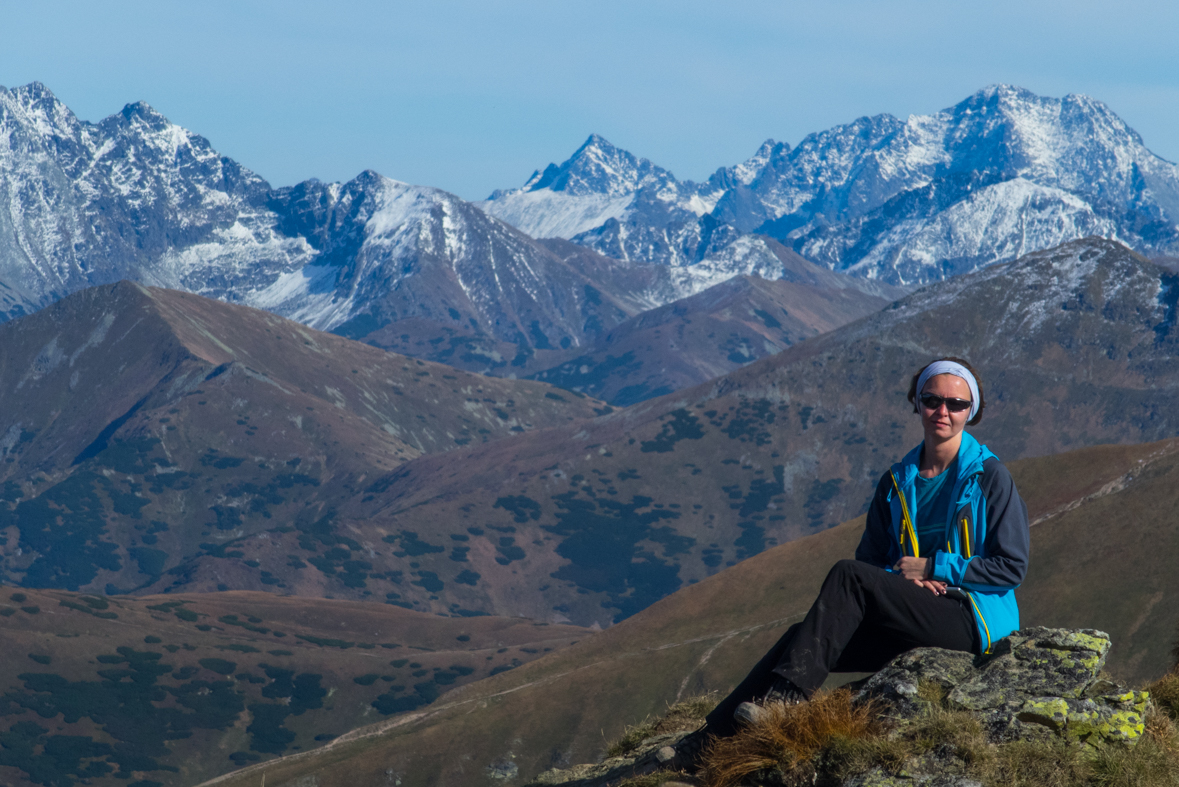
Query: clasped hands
893,556,948,595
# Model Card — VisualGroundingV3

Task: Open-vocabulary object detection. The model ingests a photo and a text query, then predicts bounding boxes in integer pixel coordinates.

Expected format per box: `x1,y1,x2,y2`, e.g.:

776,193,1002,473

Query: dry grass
606,694,717,758
606,649,1179,787
615,772,695,787
1088,710,1179,787
700,689,882,787
1148,671,1179,722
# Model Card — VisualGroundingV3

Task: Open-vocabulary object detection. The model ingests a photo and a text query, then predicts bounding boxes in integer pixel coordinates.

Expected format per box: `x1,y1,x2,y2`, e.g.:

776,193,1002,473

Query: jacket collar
893,431,991,490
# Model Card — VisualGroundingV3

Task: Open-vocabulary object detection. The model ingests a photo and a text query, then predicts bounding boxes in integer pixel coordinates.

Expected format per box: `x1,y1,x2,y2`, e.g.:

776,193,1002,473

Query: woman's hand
894,557,949,595
915,579,948,595
894,556,929,580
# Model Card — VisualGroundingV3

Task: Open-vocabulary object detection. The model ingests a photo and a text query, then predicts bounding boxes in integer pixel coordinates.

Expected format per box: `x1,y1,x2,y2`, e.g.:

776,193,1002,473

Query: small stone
895,681,918,696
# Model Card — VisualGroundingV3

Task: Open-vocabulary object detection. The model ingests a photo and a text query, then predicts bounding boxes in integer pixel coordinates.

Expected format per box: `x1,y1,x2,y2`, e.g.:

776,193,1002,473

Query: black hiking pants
705,559,980,737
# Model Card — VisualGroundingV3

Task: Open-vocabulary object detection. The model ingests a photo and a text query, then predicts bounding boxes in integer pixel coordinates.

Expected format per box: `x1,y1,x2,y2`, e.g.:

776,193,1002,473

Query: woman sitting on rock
683,357,1030,753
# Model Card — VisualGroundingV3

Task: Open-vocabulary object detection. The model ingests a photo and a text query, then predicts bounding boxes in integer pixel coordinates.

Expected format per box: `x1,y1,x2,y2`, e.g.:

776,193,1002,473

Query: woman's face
919,373,972,443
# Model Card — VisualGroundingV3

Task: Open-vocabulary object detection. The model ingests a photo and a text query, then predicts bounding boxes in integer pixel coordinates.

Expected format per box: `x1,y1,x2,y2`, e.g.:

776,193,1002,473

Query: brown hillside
201,437,1179,787
257,237,1179,625
529,274,892,405
0,587,589,787
0,282,605,597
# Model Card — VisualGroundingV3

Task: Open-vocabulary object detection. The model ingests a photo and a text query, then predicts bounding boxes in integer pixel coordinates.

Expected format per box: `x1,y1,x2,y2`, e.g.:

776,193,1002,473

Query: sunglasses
919,393,972,413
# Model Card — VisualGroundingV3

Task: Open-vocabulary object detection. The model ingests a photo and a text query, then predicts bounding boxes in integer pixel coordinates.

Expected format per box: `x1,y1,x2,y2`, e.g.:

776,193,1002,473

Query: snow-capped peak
517,133,677,198
728,139,787,186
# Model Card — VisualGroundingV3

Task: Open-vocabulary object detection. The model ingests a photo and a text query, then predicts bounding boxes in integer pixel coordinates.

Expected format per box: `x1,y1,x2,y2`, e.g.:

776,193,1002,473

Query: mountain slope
0,587,589,787
525,236,904,404
264,237,1179,625
258,173,667,373
200,436,1179,787
484,87,1179,285
0,282,604,596
529,272,893,405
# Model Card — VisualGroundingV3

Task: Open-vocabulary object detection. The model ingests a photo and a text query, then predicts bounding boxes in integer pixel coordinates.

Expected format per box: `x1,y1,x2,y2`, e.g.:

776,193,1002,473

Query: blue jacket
855,432,1030,653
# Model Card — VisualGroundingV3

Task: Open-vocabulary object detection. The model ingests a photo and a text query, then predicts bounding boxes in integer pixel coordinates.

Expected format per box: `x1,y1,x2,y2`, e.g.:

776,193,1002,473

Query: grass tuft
1149,672,1179,722
606,693,717,759
701,689,881,787
615,772,692,787
606,720,660,759
990,738,1092,787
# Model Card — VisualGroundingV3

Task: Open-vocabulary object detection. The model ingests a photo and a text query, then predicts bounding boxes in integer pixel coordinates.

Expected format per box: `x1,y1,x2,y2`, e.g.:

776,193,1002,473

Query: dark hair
907,357,986,426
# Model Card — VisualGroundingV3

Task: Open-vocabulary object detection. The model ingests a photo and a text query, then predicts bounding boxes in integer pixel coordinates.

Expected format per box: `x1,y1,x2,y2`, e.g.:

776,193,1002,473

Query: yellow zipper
961,517,972,558
966,591,993,653
891,472,919,558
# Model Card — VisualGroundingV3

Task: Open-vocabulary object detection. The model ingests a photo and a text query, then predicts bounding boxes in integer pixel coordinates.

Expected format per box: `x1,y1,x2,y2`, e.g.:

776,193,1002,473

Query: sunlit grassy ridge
202,438,1179,787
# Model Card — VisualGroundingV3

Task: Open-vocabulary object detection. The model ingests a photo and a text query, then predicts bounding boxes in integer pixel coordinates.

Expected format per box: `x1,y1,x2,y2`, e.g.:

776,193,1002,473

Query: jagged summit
0,84,690,371
483,85,1179,284
520,133,678,198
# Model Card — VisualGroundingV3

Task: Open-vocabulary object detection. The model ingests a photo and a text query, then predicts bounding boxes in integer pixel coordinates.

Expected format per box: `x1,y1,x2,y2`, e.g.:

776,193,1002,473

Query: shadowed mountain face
222,237,1179,627
0,282,605,595
201,438,1179,787
528,270,893,406
0,588,588,787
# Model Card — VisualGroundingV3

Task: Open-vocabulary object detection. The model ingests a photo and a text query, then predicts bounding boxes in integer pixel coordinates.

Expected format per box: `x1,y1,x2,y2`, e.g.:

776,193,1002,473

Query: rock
856,627,1149,748
843,770,982,787
531,628,1152,787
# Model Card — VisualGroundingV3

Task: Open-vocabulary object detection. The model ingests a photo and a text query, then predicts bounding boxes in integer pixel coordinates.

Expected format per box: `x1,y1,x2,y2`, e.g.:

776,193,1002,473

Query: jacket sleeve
855,472,896,569
930,458,1029,590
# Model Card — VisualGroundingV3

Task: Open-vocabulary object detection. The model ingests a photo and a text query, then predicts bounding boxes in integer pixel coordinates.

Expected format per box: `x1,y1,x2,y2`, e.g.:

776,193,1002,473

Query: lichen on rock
530,628,1157,787
857,627,1149,749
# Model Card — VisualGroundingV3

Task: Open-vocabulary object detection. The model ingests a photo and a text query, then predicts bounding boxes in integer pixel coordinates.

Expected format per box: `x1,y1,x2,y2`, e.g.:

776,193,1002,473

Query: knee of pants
821,559,878,592
827,558,868,581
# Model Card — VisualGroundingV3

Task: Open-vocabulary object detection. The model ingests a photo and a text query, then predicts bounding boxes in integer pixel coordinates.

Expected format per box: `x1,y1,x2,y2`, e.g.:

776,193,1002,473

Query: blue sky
4,1,1179,201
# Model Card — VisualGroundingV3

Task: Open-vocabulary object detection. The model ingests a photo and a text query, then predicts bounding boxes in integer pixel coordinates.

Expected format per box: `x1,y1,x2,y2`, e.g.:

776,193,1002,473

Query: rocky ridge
530,628,1153,787
483,86,1179,286
0,82,889,378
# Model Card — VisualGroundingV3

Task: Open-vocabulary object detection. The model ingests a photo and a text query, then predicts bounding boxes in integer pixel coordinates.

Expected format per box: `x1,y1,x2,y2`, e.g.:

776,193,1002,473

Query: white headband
916,361,980,421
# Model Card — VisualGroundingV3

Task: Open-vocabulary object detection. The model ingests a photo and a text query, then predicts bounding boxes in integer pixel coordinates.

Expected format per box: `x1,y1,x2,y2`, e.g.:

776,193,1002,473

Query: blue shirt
914,455,957,557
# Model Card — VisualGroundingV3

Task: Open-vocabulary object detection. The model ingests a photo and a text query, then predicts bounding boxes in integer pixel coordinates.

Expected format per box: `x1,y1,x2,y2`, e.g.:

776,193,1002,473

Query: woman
686,357,1030,746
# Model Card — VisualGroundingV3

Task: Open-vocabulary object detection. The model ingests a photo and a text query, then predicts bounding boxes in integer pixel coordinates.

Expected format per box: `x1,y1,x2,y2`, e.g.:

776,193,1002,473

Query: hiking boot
733,677,806,726
669,726,711,772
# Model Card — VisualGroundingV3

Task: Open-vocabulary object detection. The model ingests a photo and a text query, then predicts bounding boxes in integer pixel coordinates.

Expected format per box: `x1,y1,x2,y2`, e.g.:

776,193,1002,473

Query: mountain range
4,237,1174,630
482,85,1179,285
4,76,1179,787
0,82,887,392
7,81,1179,388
